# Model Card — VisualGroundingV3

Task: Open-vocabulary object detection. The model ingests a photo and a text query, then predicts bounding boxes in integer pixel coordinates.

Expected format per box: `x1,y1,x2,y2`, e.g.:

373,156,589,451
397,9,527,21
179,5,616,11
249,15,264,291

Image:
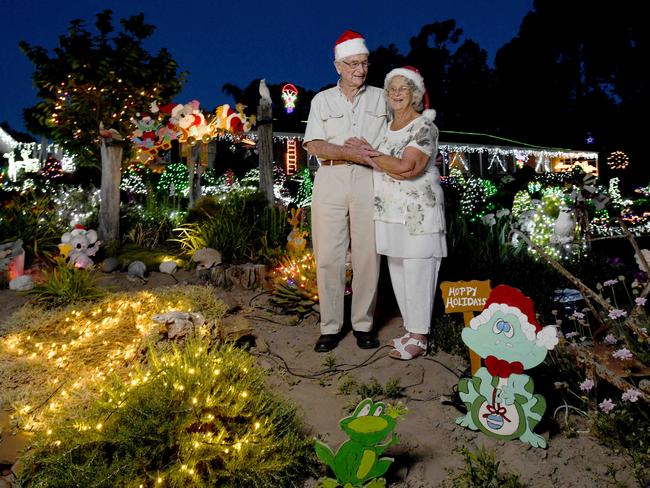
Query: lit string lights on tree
294,167,313,208
39,155,63,179
606,151,630,170
120,162,149,196
157,163,189,196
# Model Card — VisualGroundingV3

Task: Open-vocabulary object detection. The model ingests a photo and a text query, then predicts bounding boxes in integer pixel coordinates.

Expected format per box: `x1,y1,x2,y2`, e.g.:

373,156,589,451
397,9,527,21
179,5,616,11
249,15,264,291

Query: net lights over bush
607,151,630,170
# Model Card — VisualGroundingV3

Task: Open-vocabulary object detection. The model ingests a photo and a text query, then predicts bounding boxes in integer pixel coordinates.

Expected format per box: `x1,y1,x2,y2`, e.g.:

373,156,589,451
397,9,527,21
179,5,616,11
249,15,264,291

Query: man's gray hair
383,76,425,112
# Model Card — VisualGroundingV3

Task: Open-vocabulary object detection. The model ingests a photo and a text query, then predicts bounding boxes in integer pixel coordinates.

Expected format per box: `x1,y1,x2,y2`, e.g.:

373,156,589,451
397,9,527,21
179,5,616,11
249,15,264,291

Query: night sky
1,0,534,134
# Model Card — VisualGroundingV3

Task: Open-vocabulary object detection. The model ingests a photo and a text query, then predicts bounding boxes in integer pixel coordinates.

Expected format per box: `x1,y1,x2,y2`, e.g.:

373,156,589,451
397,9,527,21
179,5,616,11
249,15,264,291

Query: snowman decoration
456,285,558,448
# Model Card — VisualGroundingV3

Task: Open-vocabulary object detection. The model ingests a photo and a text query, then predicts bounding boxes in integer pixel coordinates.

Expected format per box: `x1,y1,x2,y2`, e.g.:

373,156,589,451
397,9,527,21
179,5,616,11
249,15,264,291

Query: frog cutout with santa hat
59,224,101,269
455,285,558,448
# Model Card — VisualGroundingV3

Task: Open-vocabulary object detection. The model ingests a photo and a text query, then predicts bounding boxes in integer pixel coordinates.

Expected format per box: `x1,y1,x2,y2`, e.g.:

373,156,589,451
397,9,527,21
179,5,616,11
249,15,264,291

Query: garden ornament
314,398,399,487
59,224,101,269
127,260,148,282
550,205,576,244
456,285,558,448
192,247,222,270
287,208,307,255
152,311,205,339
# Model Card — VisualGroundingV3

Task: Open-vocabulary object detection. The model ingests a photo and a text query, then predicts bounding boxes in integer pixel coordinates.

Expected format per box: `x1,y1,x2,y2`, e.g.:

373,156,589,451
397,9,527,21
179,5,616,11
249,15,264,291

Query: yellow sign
440,280,492,313
439,280,491,375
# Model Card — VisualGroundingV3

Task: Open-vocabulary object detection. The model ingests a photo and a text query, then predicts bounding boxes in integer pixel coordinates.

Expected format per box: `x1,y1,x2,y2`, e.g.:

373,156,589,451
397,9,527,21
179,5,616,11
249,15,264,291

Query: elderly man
304,30,388,352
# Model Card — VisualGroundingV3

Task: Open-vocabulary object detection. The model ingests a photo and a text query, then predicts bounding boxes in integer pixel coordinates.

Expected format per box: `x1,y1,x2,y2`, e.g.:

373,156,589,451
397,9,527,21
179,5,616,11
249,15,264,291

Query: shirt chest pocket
321,112,344,137
364,110,388,142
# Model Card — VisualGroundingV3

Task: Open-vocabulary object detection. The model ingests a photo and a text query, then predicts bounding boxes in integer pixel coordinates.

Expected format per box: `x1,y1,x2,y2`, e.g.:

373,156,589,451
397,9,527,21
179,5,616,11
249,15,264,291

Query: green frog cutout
315,398,399,488
455,285,559,448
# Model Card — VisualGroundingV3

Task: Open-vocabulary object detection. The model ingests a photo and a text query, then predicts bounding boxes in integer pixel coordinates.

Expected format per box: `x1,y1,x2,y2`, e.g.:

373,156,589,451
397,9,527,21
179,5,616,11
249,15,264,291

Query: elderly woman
346,66,447,360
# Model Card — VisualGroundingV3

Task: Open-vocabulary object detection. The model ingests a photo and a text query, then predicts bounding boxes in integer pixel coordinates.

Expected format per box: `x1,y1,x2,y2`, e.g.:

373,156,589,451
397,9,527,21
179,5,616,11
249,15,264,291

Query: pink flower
571,311,585,320
579,378,595,392
635,297,647,307
599,398,615,413
621,389,642,403
612,348,633,360
608,309,628,320
603,279,618,287
565,331,579,339
603,334,618,345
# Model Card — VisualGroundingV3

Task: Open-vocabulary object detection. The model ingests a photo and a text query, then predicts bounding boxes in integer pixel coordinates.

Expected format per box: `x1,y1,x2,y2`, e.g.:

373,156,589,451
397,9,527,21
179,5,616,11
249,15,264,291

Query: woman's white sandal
389,333,411,348
389,337,427,360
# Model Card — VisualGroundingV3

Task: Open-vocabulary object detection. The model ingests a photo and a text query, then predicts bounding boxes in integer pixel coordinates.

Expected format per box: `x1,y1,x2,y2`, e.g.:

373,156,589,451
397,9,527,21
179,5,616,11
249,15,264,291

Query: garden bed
0,273,641,487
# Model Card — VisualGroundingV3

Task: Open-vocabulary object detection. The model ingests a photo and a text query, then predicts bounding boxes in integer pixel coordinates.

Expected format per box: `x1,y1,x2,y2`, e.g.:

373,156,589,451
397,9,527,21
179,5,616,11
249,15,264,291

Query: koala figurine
59,224,101,269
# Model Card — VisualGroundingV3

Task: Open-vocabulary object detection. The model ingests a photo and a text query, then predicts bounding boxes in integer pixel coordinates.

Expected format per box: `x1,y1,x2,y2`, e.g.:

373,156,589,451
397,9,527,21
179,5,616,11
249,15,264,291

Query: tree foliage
20,10,185,168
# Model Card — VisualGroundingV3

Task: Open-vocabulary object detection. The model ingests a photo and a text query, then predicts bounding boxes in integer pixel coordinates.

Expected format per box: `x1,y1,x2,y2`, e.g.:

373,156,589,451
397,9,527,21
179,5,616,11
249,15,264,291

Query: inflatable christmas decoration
455,285,558,448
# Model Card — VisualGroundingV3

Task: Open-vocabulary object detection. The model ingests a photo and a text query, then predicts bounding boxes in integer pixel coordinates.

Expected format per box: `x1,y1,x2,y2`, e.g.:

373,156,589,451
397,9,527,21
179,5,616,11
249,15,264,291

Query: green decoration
294,166,313,208
314,398,399,487
456,285,559,448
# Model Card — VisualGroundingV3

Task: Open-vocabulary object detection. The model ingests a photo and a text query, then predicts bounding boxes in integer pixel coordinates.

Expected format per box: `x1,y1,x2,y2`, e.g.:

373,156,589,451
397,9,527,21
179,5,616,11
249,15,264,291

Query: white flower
621,389,642,402
603,334,618,345
635,297,646,307
608,309,628,320
599,398,615,413
571,311,585,320
612,348,633,360
603,279,618,287
496,208,510,218
565,331,579,339
579,378,595,392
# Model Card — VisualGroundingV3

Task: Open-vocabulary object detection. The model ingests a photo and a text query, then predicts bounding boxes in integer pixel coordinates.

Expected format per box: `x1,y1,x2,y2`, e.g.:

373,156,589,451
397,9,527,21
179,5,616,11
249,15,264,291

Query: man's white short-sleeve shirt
304,83,388,150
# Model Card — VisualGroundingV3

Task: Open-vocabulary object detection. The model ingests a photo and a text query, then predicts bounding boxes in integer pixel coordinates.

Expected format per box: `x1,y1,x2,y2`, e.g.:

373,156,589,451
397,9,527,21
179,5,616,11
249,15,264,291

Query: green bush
443,446,526,488
121,195,184,249
28,259,104,307
0,189,66,263
174,191,289,264
19,337,316,488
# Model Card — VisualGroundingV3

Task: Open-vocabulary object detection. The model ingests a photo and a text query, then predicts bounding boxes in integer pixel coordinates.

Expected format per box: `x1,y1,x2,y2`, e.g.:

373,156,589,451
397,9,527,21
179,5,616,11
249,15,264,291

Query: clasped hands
344,137,407,180
344,137,381,169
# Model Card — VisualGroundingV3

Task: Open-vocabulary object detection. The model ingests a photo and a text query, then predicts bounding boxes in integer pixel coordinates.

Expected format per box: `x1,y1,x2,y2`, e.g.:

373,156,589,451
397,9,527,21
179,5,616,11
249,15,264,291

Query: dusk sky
1,0,534,134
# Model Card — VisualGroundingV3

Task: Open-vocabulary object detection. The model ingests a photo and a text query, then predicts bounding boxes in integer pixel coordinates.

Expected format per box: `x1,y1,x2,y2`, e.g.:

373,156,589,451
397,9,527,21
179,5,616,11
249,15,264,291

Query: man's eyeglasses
340,60,370,70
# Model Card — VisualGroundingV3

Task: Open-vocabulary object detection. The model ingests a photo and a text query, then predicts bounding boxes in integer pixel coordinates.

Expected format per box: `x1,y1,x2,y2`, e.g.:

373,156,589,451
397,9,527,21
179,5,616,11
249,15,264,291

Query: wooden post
188,143,202,208
98,140,123,253
440,280,492,375
257,79,274,205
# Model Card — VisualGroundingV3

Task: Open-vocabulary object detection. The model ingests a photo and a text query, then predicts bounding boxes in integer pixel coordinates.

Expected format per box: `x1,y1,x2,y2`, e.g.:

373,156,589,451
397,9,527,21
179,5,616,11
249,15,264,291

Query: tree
492,0,648,178
20,10,184,249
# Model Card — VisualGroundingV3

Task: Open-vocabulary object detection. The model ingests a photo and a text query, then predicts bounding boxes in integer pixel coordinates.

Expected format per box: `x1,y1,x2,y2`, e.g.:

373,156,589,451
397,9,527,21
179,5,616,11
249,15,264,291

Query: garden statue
551,205,576,244
315,398,399,487
287,208,308,255
58,224,101,269
456,285,558,448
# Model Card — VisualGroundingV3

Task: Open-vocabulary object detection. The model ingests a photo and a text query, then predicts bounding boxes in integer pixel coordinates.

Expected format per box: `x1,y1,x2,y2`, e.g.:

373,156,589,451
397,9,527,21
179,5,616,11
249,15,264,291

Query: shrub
443,446,526,488
27,259,104,307
174,191,289,264
18,337,316,488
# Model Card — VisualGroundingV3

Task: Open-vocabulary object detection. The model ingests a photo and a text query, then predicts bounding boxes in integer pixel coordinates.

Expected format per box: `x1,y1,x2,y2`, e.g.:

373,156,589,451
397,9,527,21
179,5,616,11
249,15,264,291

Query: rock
218,316,254,341
8,275,32,291
159,261,178,275
126,261,147,282
192,247,222,270
102,257,120,273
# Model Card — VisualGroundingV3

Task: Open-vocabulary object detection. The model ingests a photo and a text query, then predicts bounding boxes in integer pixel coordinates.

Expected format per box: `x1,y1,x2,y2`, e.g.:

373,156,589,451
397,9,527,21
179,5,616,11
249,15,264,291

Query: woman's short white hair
383,75,425,112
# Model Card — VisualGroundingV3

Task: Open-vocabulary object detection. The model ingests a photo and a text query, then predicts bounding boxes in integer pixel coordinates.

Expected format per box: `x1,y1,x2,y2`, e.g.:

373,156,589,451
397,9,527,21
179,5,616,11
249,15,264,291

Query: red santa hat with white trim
470,285,559,350
334,30,369,60
385,66,436,121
